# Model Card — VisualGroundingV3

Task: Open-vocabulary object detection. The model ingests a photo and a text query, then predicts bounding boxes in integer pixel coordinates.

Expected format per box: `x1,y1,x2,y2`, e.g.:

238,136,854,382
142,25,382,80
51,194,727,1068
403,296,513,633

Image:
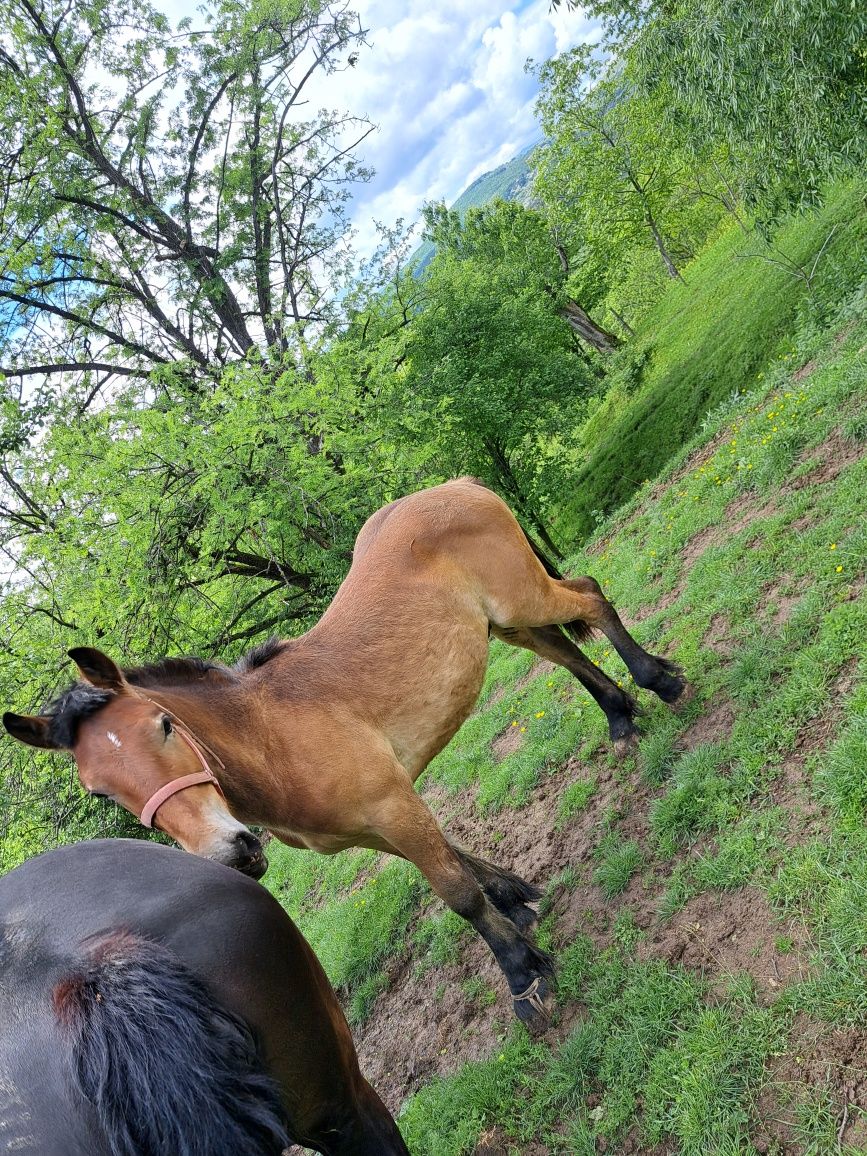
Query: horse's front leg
369,784,554,1028
452,846,542,932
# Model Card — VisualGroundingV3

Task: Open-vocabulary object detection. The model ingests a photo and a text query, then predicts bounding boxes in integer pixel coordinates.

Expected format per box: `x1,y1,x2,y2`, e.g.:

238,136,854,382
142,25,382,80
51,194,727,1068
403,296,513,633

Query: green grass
592,834,643,898
562,180,867,537
400,940,787,1155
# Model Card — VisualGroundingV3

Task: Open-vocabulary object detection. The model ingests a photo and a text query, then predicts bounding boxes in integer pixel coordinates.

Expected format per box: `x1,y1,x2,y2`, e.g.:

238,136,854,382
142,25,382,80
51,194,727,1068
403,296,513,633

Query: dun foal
5,479,689,1025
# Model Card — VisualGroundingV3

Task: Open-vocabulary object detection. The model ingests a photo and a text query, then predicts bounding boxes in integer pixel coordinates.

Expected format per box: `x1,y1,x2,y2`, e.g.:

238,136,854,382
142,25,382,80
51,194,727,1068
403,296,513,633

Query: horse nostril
233,829,262,857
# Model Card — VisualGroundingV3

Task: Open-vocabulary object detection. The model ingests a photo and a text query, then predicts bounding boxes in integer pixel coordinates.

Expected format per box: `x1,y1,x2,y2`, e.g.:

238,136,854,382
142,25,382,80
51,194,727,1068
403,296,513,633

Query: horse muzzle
223,829,268,880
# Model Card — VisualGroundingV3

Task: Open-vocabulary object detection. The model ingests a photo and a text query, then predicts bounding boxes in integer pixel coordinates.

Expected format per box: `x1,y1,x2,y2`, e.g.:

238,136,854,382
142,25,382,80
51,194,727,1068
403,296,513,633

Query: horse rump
53,930,290,1156
464,476,594,645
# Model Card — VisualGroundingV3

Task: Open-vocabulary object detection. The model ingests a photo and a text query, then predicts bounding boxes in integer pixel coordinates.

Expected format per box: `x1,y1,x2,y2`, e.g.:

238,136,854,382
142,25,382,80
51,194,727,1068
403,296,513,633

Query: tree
388,200,598,554
577,0,867,222
0,0,369,400
534,46,692,285
0,0,390,865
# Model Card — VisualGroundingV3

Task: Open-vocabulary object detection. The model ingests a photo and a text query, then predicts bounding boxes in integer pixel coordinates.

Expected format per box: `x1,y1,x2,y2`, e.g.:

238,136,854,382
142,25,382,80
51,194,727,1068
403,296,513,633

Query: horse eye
161,716,173,738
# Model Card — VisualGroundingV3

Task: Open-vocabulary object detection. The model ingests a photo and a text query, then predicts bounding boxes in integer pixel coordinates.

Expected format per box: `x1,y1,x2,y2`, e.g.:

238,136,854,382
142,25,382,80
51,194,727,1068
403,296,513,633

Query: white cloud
160,0,598,255
305,0,599,253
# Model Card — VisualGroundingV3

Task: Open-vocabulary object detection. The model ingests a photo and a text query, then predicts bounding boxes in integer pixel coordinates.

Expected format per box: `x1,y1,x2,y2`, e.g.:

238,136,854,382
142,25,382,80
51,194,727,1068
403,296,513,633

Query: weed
557,773,597,823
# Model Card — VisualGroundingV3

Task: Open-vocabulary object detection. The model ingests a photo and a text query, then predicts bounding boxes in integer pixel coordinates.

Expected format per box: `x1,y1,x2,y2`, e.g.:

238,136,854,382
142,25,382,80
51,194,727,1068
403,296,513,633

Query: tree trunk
483,440,564,561
558,300,621,354
609,308,635,338
646,215,684,281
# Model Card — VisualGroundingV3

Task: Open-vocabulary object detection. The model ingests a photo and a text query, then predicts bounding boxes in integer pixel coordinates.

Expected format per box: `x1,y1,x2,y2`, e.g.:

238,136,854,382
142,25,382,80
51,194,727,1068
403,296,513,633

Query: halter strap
139,701,226,829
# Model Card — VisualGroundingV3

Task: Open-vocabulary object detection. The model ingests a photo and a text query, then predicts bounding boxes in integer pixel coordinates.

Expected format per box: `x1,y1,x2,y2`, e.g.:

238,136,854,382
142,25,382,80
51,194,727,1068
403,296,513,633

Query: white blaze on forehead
106,731,123,748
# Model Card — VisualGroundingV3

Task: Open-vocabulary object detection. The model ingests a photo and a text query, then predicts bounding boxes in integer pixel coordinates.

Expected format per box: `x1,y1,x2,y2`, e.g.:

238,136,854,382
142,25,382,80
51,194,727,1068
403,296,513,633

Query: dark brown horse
0,839,408,1155
4,479,689,1026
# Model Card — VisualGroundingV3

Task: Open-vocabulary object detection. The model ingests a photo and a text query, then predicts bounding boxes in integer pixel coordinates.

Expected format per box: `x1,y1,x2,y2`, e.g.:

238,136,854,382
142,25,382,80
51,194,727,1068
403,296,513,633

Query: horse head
3,647,267,879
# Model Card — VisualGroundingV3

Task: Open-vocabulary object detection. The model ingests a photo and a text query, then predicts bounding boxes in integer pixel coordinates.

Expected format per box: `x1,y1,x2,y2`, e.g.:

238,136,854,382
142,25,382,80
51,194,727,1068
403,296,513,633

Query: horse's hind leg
371,787,554,1028
499,574,690,708
492,624,643,757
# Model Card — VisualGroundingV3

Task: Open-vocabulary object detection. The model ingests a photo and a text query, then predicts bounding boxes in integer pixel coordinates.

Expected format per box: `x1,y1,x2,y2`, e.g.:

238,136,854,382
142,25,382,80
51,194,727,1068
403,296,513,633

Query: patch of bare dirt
792,358,817,382
679,523,721,569
637,888,809,1000
768,659,859,847
515,659,557,692
678,494,780,573
752,1015,867,1154
622,584,681,627
787,428,865,491
678,695,736,751
492,725,525,761
703,613,737,658
761,574,808,628
353,913,510,1114
473,1127,550,1155
615,1130,675,1156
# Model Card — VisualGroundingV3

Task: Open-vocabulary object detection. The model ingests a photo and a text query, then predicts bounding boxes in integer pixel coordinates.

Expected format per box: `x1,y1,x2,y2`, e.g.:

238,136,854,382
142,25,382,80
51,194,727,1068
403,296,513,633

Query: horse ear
68,647,127,692
2,712,60,750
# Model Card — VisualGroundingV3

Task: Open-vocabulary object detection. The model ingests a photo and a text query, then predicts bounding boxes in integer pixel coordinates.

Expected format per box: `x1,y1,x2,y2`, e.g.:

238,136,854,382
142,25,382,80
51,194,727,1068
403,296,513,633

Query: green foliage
534,44,718,295
399,200,596,546
651,744,734,856
414,908,471,971
629,0,867,222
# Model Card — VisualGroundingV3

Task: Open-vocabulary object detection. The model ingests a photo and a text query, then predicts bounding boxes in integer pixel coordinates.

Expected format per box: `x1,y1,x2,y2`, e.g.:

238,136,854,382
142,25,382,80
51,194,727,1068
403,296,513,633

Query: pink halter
139,702,226,829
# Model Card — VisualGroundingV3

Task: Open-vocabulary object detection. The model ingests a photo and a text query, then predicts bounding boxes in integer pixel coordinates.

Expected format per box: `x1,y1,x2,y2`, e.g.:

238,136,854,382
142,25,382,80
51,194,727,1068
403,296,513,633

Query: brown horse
0,839,409,1155
4,479,689,1025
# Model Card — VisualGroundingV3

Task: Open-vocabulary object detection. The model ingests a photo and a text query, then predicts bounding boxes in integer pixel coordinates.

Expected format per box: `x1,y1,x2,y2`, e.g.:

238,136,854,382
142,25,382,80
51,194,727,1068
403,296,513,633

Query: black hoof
644,657,688,705
668,681,695,712
511,975,553,1031
613,731,641,759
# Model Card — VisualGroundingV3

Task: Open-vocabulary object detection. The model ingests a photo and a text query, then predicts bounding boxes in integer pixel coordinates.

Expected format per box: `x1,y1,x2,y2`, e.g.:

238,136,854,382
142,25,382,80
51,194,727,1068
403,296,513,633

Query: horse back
0,841,374,1152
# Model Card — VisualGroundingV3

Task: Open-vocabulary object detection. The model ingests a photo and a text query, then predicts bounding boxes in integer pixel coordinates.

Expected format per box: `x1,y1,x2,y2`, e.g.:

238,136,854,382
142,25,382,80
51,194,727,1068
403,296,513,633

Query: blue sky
309,0,598,251
161,0,597,254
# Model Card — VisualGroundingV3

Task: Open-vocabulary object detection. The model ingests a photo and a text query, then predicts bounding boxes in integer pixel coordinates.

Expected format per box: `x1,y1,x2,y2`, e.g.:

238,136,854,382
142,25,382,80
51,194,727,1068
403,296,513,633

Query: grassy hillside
563,181,867,539
270,191,867,1155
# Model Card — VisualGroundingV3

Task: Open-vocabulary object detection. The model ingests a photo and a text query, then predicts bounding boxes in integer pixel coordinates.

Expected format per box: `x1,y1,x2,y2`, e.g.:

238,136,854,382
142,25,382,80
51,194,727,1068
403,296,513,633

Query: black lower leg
444,870,554,1026
502,624,642,749
471,900,555,1025
569,578,688,704
454,846,542,931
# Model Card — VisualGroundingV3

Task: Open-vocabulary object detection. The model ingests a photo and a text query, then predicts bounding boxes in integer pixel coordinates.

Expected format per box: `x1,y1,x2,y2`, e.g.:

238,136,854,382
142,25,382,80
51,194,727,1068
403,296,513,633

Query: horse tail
52,931,290,1156
463,476,594,645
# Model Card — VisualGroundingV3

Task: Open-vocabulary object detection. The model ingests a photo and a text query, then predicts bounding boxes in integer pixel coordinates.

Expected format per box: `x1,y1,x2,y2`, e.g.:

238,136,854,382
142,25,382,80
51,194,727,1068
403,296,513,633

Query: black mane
44,642,284,747
44,683,113,748
63,932,290,1156
124,656,228,688
233,637,286,673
